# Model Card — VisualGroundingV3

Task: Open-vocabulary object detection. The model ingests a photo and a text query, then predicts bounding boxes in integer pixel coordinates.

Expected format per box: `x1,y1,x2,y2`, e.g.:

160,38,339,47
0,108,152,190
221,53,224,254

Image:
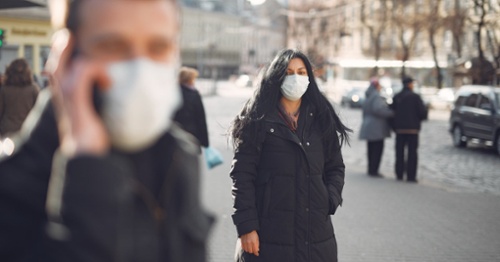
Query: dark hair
402,76,414,89
3,58,33,87
65,0,179,33
230,49,351,148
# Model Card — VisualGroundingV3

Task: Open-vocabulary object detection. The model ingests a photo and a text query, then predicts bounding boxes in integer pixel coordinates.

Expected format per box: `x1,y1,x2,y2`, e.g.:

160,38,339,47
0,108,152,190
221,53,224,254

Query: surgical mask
102,58,182,152
280,74,310,101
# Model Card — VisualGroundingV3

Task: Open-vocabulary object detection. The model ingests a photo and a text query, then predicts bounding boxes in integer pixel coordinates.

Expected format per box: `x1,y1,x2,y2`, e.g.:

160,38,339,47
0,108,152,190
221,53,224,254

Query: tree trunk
453,0,463,58
430,29,443,89
475,0,486,59
400,47,410,78
372,35,382,76
476,29,484,59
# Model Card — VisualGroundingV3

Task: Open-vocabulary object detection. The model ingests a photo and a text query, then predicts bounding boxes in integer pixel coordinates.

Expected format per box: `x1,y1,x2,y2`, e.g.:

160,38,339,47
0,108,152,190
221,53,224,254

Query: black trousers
395,134,419,181
367,140,384,175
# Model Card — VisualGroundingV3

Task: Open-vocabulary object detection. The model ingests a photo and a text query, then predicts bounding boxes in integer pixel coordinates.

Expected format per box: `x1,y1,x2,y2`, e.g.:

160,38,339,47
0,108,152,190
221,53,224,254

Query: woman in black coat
229,49,350,262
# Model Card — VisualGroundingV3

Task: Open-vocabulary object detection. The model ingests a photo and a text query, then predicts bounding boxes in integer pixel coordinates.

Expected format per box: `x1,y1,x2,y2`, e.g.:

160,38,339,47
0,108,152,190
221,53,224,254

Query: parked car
341,86,367,108
449,85,500,155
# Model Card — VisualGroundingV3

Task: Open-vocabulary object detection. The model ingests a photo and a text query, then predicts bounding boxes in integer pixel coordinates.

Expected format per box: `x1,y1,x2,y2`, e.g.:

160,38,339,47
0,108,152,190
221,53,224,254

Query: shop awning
0,0,44,9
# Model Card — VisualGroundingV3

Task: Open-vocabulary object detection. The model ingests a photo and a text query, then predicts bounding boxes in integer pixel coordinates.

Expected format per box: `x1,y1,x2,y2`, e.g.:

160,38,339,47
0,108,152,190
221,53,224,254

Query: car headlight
352,95,360,102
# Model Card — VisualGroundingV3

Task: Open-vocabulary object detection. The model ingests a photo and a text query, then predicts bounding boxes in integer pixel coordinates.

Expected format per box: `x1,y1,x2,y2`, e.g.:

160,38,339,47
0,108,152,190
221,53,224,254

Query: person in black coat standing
174,67,209,152
229,49,351,262
390,76,428,182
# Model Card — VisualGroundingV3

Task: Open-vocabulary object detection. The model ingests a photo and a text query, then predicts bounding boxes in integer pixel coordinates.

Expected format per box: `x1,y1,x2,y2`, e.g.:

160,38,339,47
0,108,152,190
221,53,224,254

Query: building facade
179,0,287,78
286,0,500,88
0,0,287,81
0,3,52,79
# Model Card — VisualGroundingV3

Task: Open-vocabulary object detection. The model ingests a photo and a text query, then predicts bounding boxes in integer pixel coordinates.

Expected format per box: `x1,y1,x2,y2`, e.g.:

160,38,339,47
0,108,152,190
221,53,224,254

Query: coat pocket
255,179,272,218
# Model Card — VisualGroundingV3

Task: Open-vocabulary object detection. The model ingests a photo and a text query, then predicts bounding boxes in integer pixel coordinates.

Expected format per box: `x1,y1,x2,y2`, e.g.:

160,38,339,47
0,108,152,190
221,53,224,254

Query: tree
469,0,495,84
485,0,500,84
391,0,425,78
447,0,467,59
360,0,390,76
426,0,444,88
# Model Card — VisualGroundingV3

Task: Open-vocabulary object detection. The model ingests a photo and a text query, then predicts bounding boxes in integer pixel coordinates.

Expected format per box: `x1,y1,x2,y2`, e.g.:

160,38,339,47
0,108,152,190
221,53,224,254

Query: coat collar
262,100,315,147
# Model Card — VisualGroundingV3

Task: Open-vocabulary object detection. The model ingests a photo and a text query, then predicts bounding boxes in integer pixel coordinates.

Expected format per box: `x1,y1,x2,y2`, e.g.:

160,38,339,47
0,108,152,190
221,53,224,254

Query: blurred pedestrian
390,76,428,182
0,0,212,261
174,67,209,152
229,49,350,262
359,77,393,177
0,58,40,137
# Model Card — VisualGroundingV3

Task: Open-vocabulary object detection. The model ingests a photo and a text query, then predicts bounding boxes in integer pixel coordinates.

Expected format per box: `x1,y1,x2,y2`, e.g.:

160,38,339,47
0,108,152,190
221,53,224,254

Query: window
478,95,492,110
24,44,34,70
455,96,466,107
464,94,479,107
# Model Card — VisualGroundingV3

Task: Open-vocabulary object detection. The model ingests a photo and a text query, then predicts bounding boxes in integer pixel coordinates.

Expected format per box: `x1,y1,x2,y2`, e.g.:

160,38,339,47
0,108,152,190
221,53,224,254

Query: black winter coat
0,90,213,262
391,88,428,131
174,84,209,150
230,103,345,262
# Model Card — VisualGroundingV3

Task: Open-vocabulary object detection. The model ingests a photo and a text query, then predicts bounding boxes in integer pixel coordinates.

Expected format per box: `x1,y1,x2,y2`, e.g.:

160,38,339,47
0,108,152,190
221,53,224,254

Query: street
337,103,500,196
199,83,500,262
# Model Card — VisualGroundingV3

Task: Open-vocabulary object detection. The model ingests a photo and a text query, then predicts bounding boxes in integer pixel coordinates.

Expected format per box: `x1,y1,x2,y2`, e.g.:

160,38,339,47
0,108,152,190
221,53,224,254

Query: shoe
396,177,403,181
368,173,383,178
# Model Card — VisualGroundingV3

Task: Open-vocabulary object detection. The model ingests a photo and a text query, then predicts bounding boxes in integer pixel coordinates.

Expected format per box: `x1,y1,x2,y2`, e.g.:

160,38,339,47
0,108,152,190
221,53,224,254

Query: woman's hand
45,30,111,156
240,230,260,256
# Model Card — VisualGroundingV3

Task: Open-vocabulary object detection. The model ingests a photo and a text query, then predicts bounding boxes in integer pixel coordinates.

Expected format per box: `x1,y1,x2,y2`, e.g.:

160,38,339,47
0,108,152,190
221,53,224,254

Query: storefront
0,16,53,82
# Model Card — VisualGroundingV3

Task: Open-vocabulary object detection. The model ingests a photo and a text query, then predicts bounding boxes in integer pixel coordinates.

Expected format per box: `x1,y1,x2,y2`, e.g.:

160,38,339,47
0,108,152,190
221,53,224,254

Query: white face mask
102,58,182,152
280,74,310,101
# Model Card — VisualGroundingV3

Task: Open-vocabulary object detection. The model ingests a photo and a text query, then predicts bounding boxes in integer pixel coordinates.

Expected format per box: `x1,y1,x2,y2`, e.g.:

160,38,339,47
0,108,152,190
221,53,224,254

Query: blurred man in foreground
0,0,212,261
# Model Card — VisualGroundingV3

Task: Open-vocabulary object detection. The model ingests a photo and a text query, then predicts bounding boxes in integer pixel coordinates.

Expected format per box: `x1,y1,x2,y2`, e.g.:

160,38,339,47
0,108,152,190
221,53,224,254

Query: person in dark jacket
0,0,212,261
0,58,40,137
359,78,393,177
229,49,351,262
390,76,428,182
174,67,209,152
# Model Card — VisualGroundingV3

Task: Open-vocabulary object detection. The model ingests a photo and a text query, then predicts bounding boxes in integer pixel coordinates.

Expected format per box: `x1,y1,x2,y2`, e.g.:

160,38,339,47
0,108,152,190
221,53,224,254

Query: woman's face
286,58,308,76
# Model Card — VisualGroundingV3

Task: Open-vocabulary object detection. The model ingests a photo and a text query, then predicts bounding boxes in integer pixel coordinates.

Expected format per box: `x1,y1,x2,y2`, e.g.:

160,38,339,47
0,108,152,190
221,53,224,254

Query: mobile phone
69,46,103,115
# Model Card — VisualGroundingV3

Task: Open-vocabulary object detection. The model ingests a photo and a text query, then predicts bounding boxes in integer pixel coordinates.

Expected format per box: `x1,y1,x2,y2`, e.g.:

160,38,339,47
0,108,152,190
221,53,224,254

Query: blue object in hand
204,146,223,169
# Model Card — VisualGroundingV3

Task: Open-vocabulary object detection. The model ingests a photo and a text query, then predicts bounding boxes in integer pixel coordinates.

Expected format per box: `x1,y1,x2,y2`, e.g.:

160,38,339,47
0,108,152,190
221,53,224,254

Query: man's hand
240,230,260,256
45,30,111,156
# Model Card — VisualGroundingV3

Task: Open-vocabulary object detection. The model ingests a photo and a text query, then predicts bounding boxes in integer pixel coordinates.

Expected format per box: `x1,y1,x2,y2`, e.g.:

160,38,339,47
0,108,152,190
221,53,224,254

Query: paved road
200,84,500,262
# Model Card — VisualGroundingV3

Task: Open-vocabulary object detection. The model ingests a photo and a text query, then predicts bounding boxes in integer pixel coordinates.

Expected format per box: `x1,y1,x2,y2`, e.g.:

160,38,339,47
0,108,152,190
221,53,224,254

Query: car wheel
453,125,467,148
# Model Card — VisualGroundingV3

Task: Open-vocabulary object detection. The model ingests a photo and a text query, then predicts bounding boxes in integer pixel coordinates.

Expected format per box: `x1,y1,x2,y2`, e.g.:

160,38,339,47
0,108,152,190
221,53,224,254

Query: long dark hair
230,49,351,148
3,58,33,87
